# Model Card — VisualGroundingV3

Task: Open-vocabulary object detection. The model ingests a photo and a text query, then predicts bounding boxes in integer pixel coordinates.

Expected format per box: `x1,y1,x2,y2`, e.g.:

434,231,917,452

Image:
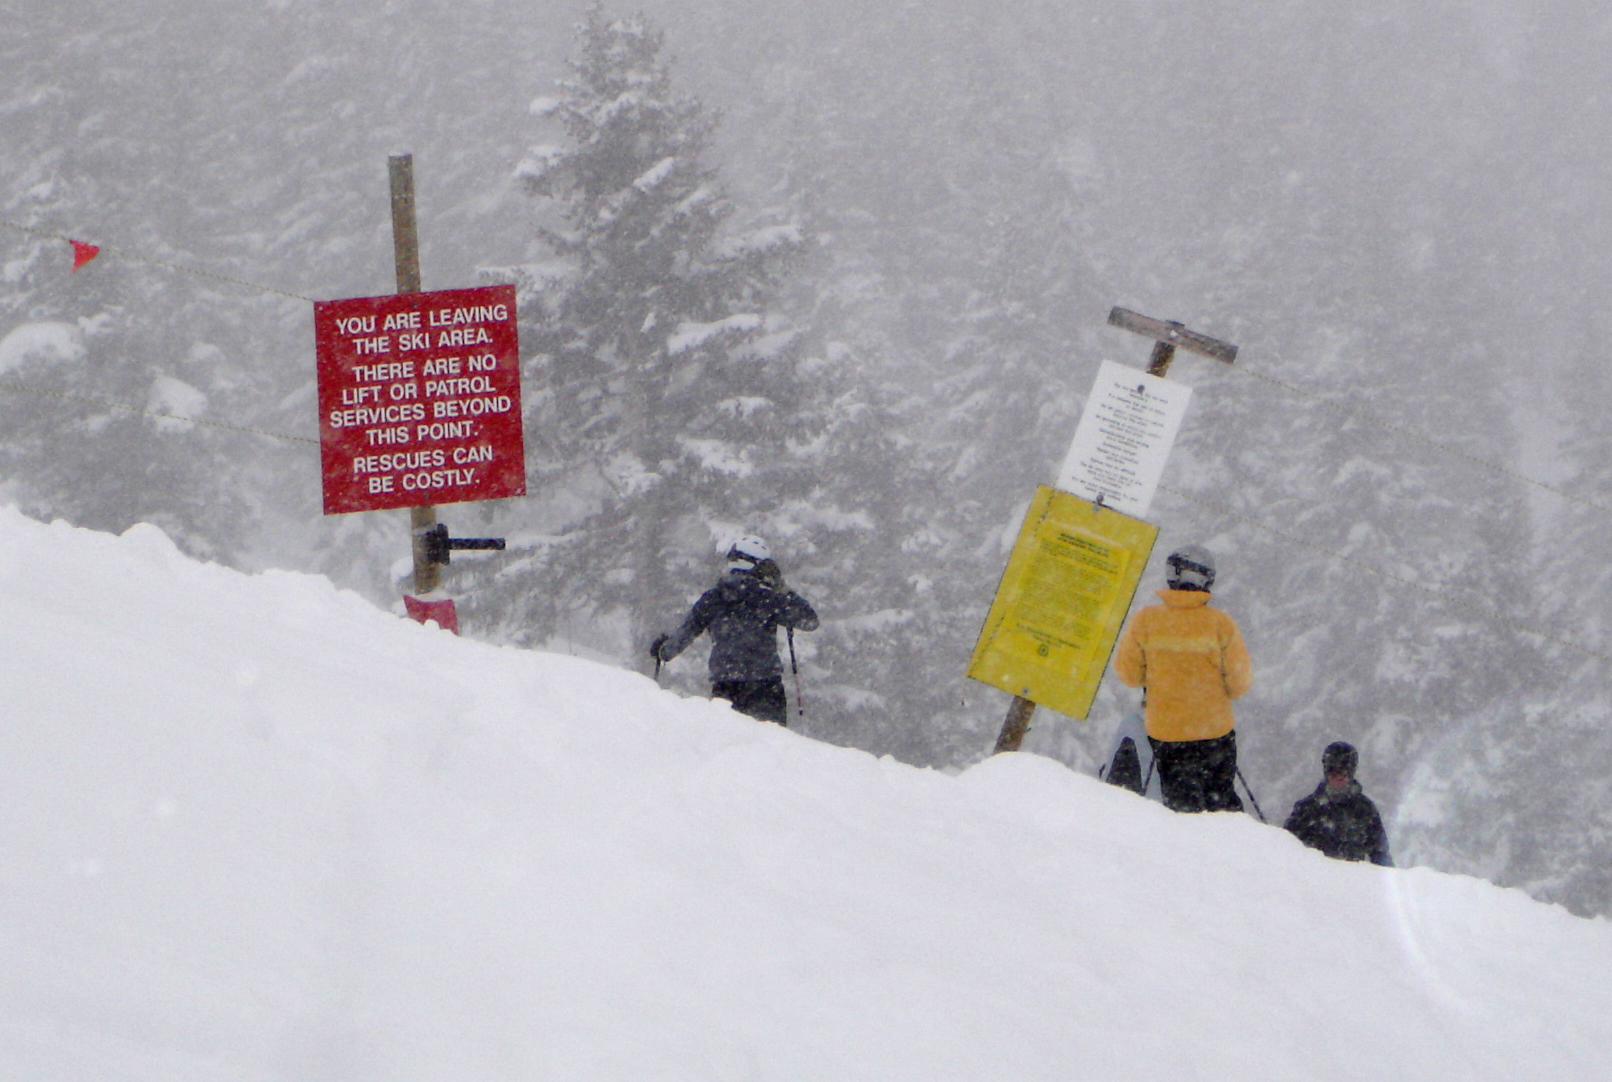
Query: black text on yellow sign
967,486,1158,720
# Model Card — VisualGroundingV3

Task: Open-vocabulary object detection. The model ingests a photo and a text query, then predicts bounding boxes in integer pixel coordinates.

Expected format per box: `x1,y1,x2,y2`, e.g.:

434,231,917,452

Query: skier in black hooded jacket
650,536,818,725
1284,741,1393,866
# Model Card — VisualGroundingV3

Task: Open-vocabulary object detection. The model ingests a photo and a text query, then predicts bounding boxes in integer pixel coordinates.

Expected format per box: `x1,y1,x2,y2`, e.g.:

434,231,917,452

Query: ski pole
787,626,804,719
1136,695,1155,797
1236,766,1267,823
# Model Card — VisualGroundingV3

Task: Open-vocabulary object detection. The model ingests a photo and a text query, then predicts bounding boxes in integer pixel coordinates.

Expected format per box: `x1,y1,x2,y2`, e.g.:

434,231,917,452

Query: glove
649,633,669,661
752,558,784,590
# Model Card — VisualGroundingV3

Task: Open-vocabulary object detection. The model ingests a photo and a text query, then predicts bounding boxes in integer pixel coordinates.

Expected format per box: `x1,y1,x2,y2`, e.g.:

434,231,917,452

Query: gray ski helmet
1322,741,1359,778
726,534,772,569
1165,545,1216,591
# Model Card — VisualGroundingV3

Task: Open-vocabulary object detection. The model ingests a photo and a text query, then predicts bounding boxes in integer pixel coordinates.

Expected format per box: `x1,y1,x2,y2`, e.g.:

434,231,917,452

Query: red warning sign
313,284,525,515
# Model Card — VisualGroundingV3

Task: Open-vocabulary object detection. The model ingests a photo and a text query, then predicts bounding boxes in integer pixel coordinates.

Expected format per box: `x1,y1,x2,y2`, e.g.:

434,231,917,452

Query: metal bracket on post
421,523,507,566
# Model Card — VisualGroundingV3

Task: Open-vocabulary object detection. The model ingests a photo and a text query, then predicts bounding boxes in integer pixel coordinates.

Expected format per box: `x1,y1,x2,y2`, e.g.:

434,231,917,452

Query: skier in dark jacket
1284,741,1393,866
1098,711,1161,802
650,536,818,726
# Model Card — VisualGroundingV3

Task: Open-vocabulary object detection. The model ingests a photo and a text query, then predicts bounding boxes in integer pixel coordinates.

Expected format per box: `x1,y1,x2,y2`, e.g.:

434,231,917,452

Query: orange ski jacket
1114,588,1252,743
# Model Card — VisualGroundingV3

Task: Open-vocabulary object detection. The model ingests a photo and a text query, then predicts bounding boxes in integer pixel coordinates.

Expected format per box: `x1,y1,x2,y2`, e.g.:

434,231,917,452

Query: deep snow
1,506,1608,1082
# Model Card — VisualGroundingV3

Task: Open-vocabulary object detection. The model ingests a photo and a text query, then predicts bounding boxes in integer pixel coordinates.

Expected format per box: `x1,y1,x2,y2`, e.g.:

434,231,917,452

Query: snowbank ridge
1,506,1608,1082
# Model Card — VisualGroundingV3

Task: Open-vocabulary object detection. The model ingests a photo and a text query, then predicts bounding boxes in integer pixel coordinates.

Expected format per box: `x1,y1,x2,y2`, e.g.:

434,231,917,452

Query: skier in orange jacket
1114,546,1253,813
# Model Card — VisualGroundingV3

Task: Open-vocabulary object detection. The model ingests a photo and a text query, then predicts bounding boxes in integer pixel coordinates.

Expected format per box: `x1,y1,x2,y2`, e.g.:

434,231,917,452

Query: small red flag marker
403,595,460,635
69,239,100,271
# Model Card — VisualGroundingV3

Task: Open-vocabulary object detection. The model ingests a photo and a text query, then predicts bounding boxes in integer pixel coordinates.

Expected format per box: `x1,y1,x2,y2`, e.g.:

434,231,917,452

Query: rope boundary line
1160,483,1612,666
0,379,318,445
7,212,1611,521
1222,364,1612,519
0,217,315,304
8,208,1612,646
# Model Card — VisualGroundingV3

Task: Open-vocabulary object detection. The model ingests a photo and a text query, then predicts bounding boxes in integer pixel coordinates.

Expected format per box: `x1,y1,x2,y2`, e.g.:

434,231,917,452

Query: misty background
3,0,1610,918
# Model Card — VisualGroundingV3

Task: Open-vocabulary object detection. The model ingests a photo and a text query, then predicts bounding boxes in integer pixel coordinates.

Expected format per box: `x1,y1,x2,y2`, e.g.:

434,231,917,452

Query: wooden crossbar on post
1107,306,1238,376
989,307,1239,756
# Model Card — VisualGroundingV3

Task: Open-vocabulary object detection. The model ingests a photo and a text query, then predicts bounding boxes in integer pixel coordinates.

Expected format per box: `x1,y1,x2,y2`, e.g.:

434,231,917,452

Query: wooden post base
993,695,1036,754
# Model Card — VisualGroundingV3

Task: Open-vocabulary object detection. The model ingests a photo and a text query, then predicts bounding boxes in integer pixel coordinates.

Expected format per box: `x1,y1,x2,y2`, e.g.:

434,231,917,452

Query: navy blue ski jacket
659,569,818,682
1284,780,1393,867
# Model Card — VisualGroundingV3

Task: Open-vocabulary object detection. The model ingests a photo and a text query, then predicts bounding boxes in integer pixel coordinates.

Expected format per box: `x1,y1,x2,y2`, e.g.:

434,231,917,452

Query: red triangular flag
69,239,100,271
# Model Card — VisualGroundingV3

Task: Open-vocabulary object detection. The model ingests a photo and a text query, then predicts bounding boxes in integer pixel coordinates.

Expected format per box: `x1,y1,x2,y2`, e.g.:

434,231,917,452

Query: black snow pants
712,677,788,726
1149,731,1243,813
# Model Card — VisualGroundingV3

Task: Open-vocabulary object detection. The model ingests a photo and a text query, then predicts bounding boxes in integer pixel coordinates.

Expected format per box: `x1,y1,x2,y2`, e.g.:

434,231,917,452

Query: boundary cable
0,378,318,445
1159,482,1612,666
0,218,322,443
1221,364,1612,519
9,211,1612,548
0,217,315,304
8,213,1604,519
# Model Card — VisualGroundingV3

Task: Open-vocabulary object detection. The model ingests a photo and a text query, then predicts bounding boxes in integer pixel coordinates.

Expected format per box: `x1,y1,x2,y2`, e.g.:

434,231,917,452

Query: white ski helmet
726,534,772,570
1165,545,1216,591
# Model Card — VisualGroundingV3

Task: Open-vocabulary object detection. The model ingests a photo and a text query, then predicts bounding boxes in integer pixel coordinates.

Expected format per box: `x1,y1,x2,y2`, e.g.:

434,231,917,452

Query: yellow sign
967,486,1158,720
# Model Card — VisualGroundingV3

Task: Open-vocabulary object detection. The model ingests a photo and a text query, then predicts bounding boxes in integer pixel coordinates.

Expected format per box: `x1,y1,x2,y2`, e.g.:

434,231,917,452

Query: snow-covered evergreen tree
0,26,256,561
463,5,810,658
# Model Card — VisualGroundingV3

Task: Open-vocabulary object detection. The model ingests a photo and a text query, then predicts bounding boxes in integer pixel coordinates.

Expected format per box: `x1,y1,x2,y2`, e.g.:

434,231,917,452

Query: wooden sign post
388,154,439,596
989,307,1237,755
973,487,1158,744
312,155,523,630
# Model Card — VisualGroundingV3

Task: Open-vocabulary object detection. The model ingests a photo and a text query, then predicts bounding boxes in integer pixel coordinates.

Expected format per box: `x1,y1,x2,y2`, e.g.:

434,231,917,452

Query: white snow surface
668,313,762,355
633,156,678,191
1,505,1608,1082
0,321,85,375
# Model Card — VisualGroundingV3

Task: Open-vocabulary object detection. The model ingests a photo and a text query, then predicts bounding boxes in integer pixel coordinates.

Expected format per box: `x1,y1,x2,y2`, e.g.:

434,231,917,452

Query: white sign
1055,358,1192,518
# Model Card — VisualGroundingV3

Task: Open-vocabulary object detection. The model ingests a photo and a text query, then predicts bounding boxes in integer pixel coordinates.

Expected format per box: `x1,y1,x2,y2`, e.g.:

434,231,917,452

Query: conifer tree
0,70,256,561
476,4,808,658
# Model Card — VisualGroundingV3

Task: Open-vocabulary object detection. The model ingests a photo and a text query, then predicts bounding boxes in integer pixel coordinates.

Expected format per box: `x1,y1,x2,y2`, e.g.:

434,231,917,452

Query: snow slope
1,506,1608,1082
